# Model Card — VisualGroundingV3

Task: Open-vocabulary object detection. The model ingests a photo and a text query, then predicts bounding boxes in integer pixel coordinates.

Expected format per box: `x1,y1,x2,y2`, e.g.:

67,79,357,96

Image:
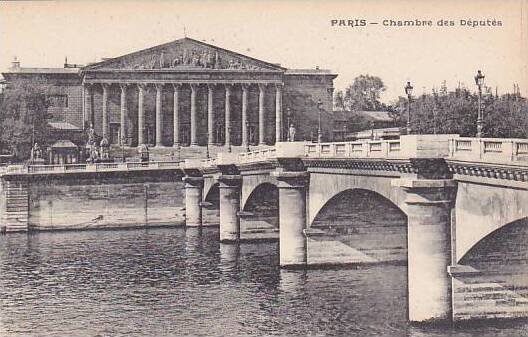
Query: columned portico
83,80,286,149
72,37,337,152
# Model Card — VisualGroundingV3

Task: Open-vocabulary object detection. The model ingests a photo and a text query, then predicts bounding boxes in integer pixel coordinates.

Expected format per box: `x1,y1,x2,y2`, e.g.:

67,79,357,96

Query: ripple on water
0,228,527,337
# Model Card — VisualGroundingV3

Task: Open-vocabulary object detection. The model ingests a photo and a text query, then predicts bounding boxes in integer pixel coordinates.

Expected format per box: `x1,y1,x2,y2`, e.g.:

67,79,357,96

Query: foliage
334,75,386,111
389,87,528,138
0,81,53,160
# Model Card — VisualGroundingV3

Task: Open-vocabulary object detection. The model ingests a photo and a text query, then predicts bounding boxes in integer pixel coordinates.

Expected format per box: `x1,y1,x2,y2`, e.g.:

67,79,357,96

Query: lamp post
316,99,323,143
342,124,347,142
404,81,413,135
474,70,485,138
245,120,250,152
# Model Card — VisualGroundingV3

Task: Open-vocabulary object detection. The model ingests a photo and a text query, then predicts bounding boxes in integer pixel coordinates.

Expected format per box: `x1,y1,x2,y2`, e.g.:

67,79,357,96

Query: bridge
1,135,528,323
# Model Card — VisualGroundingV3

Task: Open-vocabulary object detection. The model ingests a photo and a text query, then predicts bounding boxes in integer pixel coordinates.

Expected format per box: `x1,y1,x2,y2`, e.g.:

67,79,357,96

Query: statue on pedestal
138,144,149,163
288,123,296,142
31,143,42,160
99,137,109,160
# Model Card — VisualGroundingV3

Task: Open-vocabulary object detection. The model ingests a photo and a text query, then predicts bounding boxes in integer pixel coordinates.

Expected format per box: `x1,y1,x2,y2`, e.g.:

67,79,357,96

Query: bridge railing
1,161,183,175
449,137,528,164
239,147,277,163
304,140,402,159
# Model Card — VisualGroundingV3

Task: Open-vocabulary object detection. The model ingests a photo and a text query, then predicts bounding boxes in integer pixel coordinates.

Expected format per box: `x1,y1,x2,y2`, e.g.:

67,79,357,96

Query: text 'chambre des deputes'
330,18,503,28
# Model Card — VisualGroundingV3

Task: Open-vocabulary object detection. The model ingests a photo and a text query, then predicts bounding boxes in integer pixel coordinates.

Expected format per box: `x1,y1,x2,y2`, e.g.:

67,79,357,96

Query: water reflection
0,228,526,337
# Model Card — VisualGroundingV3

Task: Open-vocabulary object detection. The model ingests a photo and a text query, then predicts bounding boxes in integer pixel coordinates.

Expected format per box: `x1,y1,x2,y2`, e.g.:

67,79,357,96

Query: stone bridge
1,135,528,323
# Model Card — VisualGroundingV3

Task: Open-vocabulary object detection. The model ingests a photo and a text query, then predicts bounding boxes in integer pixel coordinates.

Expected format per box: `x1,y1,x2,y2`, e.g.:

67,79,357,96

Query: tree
403,83,528,138
336,75,386,111
0,81,52,160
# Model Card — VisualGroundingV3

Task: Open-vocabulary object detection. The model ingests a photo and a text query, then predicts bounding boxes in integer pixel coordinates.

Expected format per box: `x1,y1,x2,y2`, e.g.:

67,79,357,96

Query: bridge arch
460,216,528,266
242,182,279,228
202,178,217,203
310,188,408,263
308,173,405,226
454,182,528,262
203,182,219,208
454,217,528,320
240,175,277,212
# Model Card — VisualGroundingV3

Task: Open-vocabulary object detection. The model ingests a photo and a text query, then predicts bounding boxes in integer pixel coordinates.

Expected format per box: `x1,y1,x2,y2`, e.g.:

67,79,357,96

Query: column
275,83,283,143
207,84,214,146
241,84,249,147
190,84,198,146
172,83,181,147
393,178,456,322
258,83,266,145
102,83,110,139
137,83,146,146
119,83,128,146
217,175,242,243
84,84,93,128
272,169,308,267
183,176,203,227
155,83,163,147
224,84,232,148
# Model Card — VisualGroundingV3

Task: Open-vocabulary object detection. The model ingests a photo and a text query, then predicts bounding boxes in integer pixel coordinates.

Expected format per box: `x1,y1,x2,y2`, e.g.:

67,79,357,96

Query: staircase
0,180,29,232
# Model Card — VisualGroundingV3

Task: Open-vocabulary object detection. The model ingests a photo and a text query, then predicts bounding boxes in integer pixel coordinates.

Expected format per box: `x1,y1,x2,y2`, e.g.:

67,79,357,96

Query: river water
0,227,527,337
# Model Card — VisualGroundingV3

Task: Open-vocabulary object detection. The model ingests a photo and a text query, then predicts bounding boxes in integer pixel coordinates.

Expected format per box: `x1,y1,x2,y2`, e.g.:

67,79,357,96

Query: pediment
83,38,284,72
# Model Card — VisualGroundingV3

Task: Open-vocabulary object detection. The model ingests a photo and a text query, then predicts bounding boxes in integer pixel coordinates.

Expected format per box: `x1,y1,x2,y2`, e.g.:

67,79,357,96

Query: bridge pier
183,176,204,227
273,170,309,268
394,178,456,322
217,175,242,243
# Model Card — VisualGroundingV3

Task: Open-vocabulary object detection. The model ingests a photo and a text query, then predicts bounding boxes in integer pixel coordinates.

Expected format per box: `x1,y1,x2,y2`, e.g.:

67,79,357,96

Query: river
0,227,527,337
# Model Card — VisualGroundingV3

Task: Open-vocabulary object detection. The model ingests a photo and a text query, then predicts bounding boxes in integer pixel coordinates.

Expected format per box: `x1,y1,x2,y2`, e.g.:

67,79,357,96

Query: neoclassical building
2,37,337,149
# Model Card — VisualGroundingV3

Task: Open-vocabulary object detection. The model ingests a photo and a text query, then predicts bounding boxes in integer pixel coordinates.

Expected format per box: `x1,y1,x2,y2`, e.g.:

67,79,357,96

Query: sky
1,0,526,103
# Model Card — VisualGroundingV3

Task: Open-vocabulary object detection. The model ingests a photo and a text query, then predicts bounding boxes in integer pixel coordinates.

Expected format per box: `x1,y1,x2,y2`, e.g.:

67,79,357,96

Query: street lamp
404,81,414,135
342,124,347,142
316,99,323,143
474,70,485,138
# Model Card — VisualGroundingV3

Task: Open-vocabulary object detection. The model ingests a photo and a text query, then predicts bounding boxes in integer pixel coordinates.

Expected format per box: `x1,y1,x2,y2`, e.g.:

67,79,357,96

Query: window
47,94,68,108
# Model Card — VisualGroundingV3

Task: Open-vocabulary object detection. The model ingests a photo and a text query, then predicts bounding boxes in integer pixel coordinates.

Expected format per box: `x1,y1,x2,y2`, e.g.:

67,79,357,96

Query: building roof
5,67,80,74
285,69,336,75
49,121,82,131
82,37,287,72
51,140,78,148
333,110,394,123
349,127,401,140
